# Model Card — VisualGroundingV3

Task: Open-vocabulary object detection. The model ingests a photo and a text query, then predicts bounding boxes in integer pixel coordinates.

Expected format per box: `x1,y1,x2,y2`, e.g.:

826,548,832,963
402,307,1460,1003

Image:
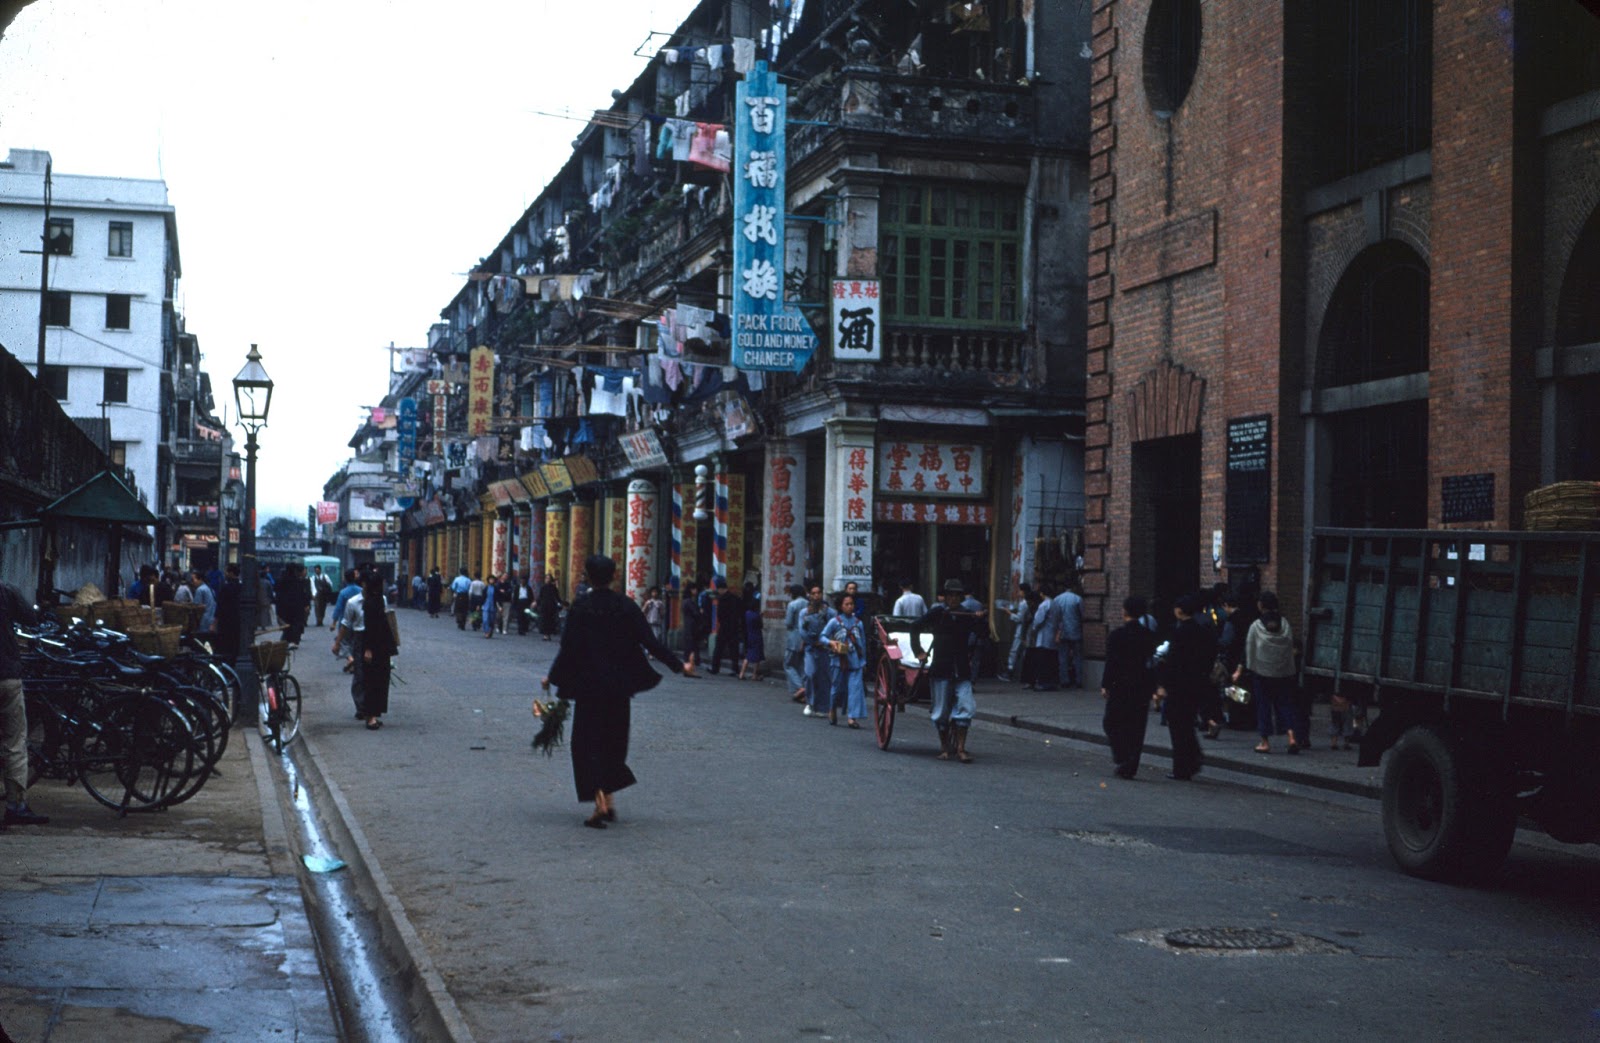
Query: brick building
1080,0,1600,656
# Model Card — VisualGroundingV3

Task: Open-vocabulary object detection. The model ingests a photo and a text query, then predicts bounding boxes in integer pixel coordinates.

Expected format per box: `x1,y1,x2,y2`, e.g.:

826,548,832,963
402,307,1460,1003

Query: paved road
296,609,1600,1042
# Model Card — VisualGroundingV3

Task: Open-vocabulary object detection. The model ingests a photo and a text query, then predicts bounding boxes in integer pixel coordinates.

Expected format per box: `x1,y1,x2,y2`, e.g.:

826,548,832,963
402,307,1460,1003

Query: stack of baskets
127,624,184,656
161,601,206,634
253,640,290,675
94,599,144,631
1524,481,1600,531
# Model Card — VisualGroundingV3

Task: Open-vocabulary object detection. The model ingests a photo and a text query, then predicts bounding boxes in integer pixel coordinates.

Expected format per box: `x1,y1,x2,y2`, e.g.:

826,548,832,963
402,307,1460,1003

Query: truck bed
1304,529,1600,718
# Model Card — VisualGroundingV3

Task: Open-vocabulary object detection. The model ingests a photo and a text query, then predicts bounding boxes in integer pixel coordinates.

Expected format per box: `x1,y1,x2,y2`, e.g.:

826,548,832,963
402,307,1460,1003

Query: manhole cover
1164,927,1295,951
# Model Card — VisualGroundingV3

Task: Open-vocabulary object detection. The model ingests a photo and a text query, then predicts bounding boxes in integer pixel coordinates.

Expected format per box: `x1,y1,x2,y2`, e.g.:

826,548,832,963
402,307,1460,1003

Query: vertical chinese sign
544,505,568,598
397,397,418,478
838,444,874,590
625,480,658,603
468,346,494,437
606,494,627,571
731,61,818,373
567,502,593,604
831,280,882,362
427,379,450,454
763,440,806,618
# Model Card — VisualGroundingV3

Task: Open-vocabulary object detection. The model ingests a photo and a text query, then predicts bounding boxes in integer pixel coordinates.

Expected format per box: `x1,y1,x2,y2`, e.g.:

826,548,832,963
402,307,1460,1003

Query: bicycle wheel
79,692,197,813
148,687,222,807
261,672,301,754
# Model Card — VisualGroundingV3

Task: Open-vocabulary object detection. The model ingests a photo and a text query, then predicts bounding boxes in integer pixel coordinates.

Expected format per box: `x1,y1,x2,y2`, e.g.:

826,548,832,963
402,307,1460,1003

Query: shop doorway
872,520,991,606
1131,434,1201,602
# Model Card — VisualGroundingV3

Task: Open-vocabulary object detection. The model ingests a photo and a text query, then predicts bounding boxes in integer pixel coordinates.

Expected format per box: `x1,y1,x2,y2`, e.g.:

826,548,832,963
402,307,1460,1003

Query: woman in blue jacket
821,593,868,727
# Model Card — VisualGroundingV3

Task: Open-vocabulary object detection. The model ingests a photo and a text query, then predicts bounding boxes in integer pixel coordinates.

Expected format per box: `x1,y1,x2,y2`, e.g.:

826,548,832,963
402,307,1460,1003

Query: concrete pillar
823,417,877,592
544,504,568,597
625,479,660,603
567,500,594,599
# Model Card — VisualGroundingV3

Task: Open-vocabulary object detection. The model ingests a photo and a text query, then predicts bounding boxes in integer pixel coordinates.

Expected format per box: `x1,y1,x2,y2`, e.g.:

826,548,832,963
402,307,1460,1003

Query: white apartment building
0,147,180,514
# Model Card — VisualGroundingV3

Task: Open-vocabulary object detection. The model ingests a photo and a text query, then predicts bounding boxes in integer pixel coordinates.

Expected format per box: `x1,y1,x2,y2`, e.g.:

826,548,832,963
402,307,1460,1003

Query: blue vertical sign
397,397,418,477
731,61,818,373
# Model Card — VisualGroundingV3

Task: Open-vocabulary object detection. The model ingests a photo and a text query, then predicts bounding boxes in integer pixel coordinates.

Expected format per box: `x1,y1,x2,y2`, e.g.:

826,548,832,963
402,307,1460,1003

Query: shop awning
40,469,158,526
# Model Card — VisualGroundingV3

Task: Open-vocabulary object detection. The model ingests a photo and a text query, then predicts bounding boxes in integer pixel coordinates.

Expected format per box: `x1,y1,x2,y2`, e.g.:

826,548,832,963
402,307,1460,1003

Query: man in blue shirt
1053,584,1084,689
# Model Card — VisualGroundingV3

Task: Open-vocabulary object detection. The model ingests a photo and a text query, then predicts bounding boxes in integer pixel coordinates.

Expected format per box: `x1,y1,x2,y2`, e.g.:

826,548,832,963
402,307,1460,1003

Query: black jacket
0,583,38,681
548,587,682,696
910,602,983,680
1102,620,1158,695
1158,616,1214,697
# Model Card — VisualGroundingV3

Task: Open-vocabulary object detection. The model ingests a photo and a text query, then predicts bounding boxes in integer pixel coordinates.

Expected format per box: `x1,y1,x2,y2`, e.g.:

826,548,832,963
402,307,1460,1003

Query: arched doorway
1310,241,1430,528
1547,205,1600,481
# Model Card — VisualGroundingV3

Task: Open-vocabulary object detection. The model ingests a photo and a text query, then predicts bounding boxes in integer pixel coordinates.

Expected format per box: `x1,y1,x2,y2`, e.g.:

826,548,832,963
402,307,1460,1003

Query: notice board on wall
1225,414,1271,565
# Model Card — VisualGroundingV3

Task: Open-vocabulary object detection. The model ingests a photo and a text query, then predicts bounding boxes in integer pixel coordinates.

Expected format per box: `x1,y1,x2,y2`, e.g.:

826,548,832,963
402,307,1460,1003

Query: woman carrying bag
820,592,868,728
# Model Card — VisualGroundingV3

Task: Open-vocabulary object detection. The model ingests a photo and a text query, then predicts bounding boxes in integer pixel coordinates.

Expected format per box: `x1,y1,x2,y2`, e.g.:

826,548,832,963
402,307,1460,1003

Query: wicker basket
160,601,205,633
95,600,139,630
52,604,90,626
127,624,183,657
71,583,106,606
253,641,290,675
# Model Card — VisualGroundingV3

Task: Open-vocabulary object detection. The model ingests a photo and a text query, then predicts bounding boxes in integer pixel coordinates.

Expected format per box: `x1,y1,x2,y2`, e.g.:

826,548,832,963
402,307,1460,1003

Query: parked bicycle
255,640,302,754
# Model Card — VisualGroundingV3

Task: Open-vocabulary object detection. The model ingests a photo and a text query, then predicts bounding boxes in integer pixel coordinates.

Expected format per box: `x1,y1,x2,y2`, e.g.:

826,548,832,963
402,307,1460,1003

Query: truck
1303,528,1600,882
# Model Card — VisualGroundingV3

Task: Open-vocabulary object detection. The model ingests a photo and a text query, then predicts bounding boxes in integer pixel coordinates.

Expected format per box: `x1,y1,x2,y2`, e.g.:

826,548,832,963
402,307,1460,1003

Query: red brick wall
1084,0,1291,654
1427,2,1536,525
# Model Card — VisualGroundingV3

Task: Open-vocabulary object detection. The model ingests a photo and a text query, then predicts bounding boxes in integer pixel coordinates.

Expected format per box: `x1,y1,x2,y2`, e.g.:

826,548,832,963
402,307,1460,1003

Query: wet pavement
0,718,340,1042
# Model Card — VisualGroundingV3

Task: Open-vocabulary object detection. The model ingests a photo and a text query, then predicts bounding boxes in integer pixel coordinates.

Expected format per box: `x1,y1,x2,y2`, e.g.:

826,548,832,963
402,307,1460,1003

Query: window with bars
108,221,133,257
881,183,1023,327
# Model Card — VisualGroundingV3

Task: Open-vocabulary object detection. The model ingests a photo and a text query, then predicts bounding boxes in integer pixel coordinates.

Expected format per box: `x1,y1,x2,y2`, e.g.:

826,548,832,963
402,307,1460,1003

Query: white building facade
0,148,180,519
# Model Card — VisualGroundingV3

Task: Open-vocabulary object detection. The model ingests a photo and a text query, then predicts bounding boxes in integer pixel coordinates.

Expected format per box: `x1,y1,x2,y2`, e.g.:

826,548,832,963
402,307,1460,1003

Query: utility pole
36,159,51,372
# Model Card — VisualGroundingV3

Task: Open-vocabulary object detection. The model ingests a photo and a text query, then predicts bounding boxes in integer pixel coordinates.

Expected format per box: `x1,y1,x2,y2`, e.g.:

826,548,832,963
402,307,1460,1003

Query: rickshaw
870,614,934,750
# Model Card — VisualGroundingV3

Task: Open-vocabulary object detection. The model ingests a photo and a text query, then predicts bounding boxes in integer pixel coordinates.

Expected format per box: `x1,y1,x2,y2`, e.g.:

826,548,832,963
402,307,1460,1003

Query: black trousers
1103,689,1150,773
453,594,470,629
710,631,741,673
1165,689,1204,778
570,692,636,802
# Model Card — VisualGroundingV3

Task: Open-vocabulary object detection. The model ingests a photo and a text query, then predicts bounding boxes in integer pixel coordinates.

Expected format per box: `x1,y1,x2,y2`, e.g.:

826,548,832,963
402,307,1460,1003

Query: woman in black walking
358,571,399,730
543,555,683,828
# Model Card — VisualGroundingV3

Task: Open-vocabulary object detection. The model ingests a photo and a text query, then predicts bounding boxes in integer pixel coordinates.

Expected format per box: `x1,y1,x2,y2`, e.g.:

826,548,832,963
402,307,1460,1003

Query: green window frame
881,183,1023,326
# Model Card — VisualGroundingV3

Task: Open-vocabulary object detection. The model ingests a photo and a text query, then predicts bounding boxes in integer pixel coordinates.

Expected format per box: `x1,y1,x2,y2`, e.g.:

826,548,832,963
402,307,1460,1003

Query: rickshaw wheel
874,656,896,750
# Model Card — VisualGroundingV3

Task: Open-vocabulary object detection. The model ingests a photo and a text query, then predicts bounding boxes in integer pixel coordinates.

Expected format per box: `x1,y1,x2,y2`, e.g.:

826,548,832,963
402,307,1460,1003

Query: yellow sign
541,460,573,495
468,346,494,437
520,469,551,499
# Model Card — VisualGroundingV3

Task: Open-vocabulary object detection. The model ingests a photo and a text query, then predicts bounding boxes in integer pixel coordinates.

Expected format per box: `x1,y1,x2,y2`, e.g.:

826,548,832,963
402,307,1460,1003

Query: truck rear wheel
1382,725,1515,882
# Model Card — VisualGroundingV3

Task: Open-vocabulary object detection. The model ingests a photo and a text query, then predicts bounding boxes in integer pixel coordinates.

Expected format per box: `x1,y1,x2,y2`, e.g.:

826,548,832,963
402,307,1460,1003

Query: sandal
366,717,382,730
1253,742,1270,753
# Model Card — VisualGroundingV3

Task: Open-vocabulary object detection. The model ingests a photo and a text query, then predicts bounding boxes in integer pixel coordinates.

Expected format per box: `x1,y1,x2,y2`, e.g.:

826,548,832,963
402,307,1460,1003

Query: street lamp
232,344,273,723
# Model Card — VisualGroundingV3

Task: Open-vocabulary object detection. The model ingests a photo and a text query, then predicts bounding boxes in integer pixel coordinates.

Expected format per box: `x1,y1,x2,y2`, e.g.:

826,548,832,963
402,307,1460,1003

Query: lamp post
232,344,273,722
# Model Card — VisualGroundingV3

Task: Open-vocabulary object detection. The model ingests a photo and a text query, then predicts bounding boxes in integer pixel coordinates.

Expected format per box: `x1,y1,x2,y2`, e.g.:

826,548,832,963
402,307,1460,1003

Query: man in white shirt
333,584,370,719
891,578,927,619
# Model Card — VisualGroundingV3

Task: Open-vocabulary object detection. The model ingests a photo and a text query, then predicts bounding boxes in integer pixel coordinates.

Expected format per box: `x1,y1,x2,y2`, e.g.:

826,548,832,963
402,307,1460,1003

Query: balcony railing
880,325,1030,377
791,68,1035,166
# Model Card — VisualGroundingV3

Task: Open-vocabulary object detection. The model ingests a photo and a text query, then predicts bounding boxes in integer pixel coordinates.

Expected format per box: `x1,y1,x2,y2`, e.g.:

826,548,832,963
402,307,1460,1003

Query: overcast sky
0,0,677,527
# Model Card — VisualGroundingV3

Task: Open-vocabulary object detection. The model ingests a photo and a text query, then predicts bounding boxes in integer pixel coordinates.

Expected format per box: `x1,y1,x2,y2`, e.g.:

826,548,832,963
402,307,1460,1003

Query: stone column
823,417,877,593
567,500,594,600
761,437,807,656
625,479,660,603
543,503,568,597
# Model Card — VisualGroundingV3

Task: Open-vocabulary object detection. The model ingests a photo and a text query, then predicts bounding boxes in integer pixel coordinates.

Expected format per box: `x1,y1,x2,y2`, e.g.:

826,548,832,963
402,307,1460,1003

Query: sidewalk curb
244,726,300,879
972,711,1384,801
292,730,479,1043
